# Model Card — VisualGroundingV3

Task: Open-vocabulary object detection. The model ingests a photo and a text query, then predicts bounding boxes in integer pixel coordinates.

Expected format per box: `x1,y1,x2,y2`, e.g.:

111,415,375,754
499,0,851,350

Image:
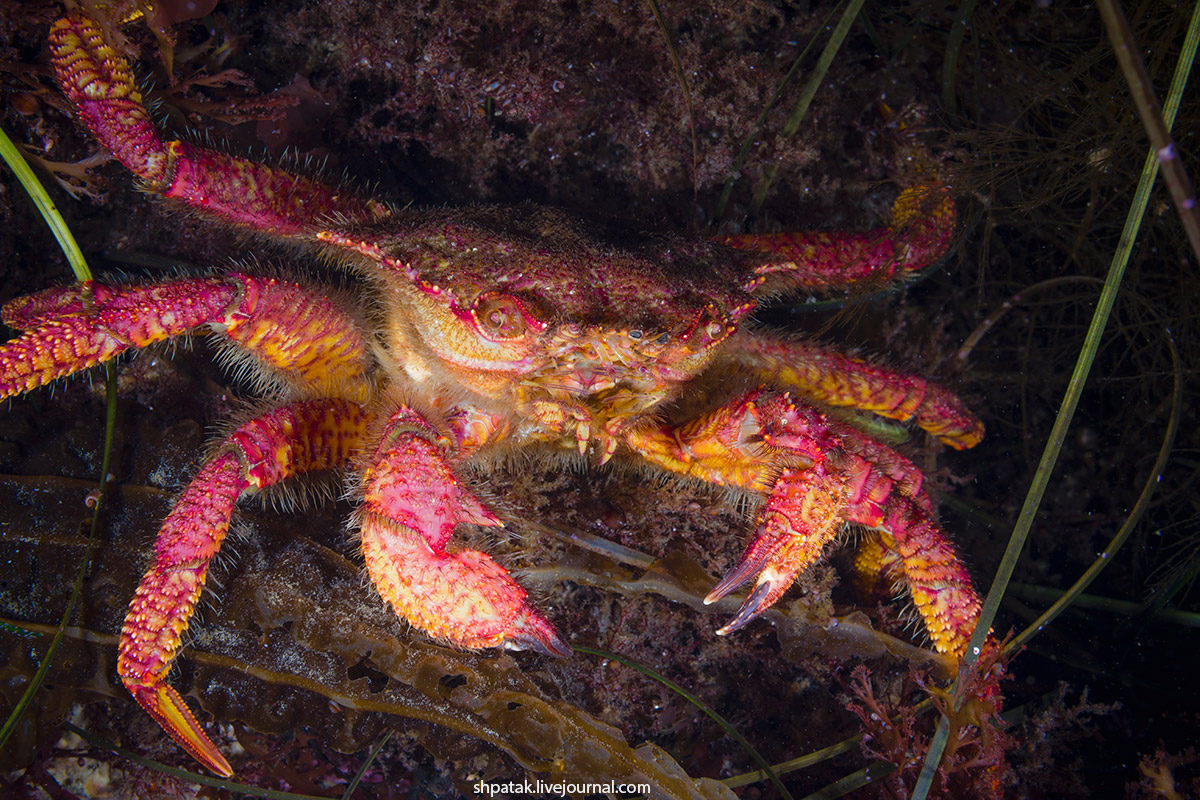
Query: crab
0,11,989,779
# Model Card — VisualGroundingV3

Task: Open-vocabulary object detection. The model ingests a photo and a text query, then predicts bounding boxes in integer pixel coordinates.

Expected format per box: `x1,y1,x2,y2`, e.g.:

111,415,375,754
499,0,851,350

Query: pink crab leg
724,183,956,294
120,399,372,777
359,407,570,656
722,334,984,449
626,390,981,659
48,12,387,238
0,274,371,402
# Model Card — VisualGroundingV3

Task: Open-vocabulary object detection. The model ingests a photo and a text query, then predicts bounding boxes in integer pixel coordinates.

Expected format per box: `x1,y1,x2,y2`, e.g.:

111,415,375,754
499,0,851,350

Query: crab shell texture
0,10,993,781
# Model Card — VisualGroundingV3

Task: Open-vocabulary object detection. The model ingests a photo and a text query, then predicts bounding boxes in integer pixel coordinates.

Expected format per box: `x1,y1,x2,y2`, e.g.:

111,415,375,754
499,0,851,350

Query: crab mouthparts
522,382,646,464
516,328,688,462
521,369,673,464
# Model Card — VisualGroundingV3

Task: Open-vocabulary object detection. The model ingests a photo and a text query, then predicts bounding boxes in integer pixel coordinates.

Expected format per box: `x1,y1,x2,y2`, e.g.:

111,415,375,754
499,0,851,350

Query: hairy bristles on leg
255,469,344,514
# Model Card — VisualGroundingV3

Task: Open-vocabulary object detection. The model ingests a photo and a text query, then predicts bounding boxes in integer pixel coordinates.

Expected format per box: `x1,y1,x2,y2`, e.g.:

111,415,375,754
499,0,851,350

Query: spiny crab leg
120,400,372,778
359,408,570,657
724,183,956,294
722,334,984,449
0,275,372,402
49,12,387,237
627,390,981,659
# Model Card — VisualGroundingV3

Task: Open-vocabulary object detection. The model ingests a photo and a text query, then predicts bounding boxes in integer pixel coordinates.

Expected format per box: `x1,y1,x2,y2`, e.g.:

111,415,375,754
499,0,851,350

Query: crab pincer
633,391,981,658
359,409,571,657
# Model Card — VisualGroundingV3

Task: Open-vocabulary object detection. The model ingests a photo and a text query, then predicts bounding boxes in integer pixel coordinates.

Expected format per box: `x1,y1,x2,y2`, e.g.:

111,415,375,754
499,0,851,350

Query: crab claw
504,607,574,658
701,396,853,633
360,408,570,657
698,394,982,657
706,463,850,634
705,523,792,633
361,516,570,656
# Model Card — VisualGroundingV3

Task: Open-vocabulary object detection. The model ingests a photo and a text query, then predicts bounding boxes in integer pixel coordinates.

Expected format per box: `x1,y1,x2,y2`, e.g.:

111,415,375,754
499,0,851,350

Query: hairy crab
1,11,990,780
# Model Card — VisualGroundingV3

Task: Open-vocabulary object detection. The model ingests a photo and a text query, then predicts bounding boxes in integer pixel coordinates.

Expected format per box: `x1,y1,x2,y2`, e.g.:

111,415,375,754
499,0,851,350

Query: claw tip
504,609,572,658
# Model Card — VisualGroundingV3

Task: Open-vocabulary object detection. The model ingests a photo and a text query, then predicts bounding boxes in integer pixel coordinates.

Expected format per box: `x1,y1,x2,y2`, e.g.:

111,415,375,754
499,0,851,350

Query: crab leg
626,390,981,659
49,12,387,238
722,333,984,449
724,183,955,294
851,530,904,596
359,407,570,657
0,275,372,402
120,399,371,777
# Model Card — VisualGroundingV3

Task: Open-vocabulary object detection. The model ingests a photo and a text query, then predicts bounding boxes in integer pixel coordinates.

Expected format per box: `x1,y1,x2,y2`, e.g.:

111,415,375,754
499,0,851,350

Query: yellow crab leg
0,275,373,403
722,334,984,449
119,400,372,777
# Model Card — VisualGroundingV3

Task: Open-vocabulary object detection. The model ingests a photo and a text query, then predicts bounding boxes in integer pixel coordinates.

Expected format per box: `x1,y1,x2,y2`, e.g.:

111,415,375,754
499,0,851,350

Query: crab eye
692,305,731,347
628,329,644,340
473,292,541,341
655,332,670,345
